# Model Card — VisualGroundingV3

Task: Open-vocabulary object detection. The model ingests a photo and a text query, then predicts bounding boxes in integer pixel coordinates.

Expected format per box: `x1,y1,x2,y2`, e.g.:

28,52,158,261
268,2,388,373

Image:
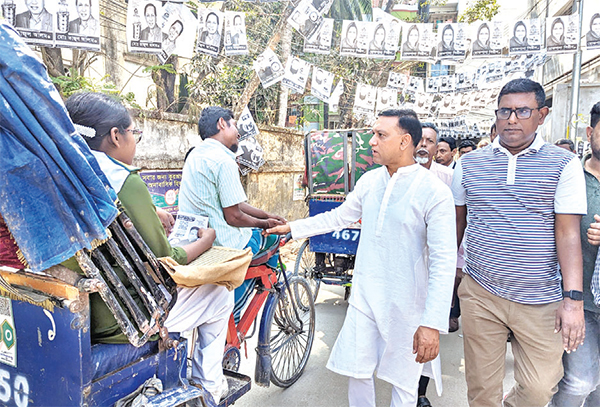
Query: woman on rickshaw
63,92,231,404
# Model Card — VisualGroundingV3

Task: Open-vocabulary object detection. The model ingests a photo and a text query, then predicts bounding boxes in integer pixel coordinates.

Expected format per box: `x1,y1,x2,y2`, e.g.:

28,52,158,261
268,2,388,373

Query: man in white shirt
268,109,456,406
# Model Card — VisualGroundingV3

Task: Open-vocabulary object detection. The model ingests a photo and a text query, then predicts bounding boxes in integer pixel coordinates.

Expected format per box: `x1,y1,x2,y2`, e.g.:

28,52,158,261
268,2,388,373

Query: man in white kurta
268,110,457,406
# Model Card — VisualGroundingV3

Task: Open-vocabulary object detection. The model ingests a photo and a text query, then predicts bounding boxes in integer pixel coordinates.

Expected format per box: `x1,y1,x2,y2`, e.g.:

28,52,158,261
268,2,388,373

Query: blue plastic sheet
0,22,118,272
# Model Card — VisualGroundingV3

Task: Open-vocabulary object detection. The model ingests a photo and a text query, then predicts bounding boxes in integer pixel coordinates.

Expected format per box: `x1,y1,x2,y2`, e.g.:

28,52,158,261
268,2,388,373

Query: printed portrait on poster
288,0,322,41
546,15,579,53
254,48,285,88
127,0,164,54
224,11,248,55
303,18,333,54
13,0,54,46
376,87,398,112
238,106,259,141
353,83,377,115
196,8,222,57
54,0,101,50
340,20,358,56
586,12,600,49
471,21,503,58
282,56,310,93
509,19,541,55
158,2,196,63
311,66,335,103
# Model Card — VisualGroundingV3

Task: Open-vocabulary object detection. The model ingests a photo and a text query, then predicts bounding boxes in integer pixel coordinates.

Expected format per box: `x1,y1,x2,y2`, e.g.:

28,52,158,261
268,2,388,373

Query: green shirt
65,162,187,343
582,154,600,313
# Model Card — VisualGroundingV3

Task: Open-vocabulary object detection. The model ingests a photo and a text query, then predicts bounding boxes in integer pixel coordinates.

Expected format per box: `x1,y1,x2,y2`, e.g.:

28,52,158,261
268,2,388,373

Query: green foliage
328,0,372,22
458,0,500,23
142,63,177,75
50,68,141,109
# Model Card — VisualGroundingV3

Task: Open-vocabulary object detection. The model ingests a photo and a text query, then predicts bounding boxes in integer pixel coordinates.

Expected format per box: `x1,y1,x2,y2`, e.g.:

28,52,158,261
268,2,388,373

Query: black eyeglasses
495,107,542,120
126,128,144,144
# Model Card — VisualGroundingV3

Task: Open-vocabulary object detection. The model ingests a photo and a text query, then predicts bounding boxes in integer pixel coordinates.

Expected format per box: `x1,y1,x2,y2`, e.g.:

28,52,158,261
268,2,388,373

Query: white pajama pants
348,376,418,407
164,284,233,400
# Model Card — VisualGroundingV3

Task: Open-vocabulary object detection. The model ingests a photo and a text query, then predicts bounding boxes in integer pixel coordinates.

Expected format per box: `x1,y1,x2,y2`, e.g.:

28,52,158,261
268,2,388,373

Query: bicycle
222,234,316,388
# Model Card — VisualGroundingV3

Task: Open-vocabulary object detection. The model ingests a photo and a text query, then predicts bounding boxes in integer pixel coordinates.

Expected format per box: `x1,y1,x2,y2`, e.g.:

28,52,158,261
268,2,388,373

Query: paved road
235,283,517,407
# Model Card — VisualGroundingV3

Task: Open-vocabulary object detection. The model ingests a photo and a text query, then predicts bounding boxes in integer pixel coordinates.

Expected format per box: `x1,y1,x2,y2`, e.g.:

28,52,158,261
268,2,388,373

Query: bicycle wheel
267,276,316,388
293,240,320,302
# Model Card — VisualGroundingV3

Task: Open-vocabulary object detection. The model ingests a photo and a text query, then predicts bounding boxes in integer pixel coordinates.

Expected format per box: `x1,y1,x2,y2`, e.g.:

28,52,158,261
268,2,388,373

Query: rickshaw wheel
222,345,241,372
293,240,320,302
268,276,316,388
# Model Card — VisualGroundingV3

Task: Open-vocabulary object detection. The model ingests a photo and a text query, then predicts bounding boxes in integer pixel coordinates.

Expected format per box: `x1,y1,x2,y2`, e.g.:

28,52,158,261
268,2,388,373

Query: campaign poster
471,20,503,58
438,74,456,93
405,76,424,94
546,14,579,53
426,76,440,93
585,11,600,50
311,66,335,103
282,56,310,93
12,0,54,46
236,136,265,173
368,21,387,59
288,0,322,41
158,2,197,63
438,92,457,118
413,93,433,118
254,48,285,88
310,0,333,14
376,87,398,113
401,23,434,61
329,79,343,113
54,0,100,50
224,11,248,56
127,0,163,54
509,18,541,55
455,70,477,92
373,8,401,59
387,71,408,90
140,170,182,215
303,17,333,54
454,92,471,115
237,106,258,141
437,22,467,59
196,8,222,57
353,83,377,115
340,20,358,56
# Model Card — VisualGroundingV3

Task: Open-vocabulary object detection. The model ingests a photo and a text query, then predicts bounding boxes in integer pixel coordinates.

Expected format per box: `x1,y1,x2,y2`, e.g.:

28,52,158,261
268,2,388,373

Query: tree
458,0,500,23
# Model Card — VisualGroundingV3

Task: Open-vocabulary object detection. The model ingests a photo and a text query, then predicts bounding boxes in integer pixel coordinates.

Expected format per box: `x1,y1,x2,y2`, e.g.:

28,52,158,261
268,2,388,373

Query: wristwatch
563,290,584,301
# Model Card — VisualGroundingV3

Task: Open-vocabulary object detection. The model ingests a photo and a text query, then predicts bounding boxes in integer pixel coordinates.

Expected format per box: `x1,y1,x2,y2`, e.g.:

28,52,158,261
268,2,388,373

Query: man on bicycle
268,109,457,406
178,106,286,322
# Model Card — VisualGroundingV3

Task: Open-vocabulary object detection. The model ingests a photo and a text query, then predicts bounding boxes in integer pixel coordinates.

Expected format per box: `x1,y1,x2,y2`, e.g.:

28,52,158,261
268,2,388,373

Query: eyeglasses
495,107,541,120
126,128,144,144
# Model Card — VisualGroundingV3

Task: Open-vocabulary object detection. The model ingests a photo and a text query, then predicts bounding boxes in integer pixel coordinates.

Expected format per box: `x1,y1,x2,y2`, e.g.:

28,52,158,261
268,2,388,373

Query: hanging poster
471,20,503,58
224,11,248,55
405,76,424,94
387,71,408,90
127,0,163,54
329,79,344,112
401,23,434,61
54,0,100,50
196,8,222,57
158,2,197,63
353,83,377,115
311,66,335,103
310,0,333,14
455,70,477,92
585,12,600,50
282,56,310,93
546,14,579,53
288,0,322,41
236,136,265,174
509,18,541,55
437,22,467,59
368,22,387,58
373,8,401,59
238,106,259,141
426,77,440,93
454,92,471,115
340,20,358,56
413,93,433,117
438,74,456,93
13,0,54,46
376,87,398,112
303,17,333,54
254,48,285,88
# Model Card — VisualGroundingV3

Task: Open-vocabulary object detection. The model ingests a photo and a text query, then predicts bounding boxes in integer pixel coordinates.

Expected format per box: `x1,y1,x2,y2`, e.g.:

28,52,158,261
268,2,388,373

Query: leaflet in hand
168,211,209,246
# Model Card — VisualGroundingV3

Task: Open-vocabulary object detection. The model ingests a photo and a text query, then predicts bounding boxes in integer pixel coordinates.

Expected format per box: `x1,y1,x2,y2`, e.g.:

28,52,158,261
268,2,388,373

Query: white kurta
290,164,457,392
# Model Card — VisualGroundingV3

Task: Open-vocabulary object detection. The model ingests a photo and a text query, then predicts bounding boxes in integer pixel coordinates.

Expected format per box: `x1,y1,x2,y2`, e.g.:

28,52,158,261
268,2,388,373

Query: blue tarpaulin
0,22,118,272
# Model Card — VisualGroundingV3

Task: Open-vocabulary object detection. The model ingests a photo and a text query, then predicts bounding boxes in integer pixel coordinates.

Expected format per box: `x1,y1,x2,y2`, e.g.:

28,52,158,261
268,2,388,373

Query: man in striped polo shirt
451,78,587,407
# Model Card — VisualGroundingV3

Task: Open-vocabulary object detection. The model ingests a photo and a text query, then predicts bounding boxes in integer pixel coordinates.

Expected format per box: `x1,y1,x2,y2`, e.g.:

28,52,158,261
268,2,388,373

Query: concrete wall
549,83,600,143
132,112,307,221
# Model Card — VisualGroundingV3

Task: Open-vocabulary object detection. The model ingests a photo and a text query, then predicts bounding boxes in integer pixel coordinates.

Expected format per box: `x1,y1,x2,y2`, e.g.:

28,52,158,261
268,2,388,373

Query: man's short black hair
378,109,422,147
490,123,496,134
459,139,477,151
554,138,575,152
438,136,456,150
198,106,234,140
421,122,438,135
498,78,546,108
591,101,600,129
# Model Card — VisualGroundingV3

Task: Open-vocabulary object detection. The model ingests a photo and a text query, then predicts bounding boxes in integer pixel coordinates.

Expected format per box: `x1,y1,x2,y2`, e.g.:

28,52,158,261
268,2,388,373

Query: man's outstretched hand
266,224,291,235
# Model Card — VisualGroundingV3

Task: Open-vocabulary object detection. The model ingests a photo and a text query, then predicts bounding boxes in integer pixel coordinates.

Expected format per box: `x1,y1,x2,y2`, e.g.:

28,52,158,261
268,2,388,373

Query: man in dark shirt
550,101,600,406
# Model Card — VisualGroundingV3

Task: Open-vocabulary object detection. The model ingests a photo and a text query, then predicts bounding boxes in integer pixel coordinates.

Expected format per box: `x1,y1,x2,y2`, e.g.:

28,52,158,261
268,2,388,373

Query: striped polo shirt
178,138,252,250
451,135,587,304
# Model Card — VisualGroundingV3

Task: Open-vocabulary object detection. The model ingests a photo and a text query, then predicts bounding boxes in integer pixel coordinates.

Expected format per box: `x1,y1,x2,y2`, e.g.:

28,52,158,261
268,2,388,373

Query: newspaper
168,212,209,246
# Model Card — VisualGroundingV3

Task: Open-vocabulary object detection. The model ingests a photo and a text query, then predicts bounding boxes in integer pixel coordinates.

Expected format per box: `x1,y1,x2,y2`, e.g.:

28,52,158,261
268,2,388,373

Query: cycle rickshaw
0,22,315,407
293,129,378,301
